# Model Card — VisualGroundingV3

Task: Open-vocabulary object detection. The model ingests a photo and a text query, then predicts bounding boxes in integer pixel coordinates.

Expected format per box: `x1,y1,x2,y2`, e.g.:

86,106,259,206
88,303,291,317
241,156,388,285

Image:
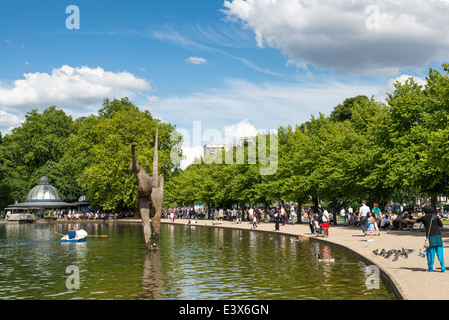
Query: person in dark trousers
309,212,316,234
274,211,280,231
252,215,258,229
416,205,445,272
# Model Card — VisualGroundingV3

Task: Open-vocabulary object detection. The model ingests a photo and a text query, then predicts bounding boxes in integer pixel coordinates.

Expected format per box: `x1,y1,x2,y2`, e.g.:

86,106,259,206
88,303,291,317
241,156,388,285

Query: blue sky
1,0,449,166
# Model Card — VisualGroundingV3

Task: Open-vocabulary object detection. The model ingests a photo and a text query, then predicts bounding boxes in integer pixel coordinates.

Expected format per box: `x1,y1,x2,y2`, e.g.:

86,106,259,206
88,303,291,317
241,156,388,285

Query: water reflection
139,251,165,300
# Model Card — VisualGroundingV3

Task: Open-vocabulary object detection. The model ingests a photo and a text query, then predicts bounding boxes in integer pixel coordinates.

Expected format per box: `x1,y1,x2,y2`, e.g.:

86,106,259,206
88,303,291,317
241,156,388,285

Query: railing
7,214,38,221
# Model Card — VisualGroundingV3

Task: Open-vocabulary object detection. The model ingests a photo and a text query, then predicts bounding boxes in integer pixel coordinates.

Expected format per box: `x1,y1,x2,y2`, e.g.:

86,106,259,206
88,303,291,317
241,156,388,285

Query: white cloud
0,65,152,113
389,74,427,88
286,59,309,72
0,110,23,134
180,145,203,170
147,95,160,103
223,0,449,76
185,57,207,65
223,119,258,143
377,74,428,96
151,26,281,76
151,78,383,133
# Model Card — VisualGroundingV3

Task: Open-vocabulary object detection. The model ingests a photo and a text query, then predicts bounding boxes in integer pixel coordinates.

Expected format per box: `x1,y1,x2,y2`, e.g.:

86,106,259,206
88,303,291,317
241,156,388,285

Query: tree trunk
431,195,437,209
332,198,338,225
313,197,319,214
264,201,269,223
297,198,302,224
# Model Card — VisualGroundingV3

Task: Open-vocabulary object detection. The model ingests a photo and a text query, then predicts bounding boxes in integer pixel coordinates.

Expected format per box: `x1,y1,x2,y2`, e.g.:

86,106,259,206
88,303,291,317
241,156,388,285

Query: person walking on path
252,215,258,229
280,206,287,225
290,205,297,224
358,201,370,236
416,205,445,272
248,207,254,224
232,208,237,223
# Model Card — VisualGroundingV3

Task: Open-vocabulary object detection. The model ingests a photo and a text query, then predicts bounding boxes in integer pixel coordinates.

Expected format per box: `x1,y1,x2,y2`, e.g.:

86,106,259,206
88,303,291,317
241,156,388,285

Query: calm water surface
0,222,397,300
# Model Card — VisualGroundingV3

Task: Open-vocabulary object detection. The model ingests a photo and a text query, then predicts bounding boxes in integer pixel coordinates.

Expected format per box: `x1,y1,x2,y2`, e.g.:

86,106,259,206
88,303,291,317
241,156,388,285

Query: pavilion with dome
6,176,78,220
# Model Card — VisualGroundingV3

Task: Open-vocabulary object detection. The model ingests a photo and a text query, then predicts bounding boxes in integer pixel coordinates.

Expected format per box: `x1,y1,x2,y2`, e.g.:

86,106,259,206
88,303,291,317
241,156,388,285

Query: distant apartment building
203,144,225,159
203,136,256,159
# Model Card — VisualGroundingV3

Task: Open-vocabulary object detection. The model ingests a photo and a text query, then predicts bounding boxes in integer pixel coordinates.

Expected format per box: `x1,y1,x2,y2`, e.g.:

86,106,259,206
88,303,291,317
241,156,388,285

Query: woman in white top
321,208,330,237
322,209,329,223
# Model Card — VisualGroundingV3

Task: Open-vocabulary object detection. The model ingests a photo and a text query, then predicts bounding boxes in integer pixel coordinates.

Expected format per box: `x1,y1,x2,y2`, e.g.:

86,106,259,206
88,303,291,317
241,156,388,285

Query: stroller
313,220,324,236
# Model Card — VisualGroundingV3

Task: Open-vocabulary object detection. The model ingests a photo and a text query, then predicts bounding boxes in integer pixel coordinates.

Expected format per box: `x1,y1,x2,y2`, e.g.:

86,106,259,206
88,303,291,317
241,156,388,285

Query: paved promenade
160,218,449,300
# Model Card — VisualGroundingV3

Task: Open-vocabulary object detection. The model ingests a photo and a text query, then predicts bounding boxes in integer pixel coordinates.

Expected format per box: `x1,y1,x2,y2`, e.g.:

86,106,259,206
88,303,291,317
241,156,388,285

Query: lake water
0,222,397,300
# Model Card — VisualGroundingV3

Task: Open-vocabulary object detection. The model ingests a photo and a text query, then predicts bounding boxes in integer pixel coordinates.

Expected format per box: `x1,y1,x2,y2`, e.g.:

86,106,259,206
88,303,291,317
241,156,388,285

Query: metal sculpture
130,127,164,251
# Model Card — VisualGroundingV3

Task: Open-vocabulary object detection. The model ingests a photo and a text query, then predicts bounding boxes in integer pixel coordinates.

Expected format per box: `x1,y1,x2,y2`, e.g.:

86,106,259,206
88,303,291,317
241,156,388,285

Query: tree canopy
0,98,180,211
164,64,449,214
2,64,449,213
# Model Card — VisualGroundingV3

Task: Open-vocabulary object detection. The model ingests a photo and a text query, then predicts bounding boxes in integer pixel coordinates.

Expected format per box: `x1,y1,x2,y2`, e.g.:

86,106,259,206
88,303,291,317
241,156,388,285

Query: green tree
420,65,449,205
0,106,78,207
68,98,180,210
7,106,75,173
329,95,370,122
384,76,445,206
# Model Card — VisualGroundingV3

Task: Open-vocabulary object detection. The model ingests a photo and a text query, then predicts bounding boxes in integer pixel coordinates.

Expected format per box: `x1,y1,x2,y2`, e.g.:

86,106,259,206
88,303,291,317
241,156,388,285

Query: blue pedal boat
61,229,88,242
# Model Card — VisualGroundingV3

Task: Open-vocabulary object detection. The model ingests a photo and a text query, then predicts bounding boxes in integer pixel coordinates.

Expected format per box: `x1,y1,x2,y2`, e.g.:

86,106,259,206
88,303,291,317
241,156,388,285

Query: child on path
321,222,330,237
367,212,375,241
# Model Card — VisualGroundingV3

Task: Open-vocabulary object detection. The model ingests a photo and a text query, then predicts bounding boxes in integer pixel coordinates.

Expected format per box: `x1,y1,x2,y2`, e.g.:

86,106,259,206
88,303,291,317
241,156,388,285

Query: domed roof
78,195,88,203
25,176,63,202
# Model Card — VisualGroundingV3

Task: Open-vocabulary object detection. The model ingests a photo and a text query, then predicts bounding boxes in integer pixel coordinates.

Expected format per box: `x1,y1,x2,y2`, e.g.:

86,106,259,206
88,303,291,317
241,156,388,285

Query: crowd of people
163,202,438,238
163,205,303,226
165,204,336,238
54,210,135,221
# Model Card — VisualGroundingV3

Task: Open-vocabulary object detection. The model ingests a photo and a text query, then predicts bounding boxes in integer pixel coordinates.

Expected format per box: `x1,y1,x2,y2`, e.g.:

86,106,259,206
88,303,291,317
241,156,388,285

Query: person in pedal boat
67,227,77,239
